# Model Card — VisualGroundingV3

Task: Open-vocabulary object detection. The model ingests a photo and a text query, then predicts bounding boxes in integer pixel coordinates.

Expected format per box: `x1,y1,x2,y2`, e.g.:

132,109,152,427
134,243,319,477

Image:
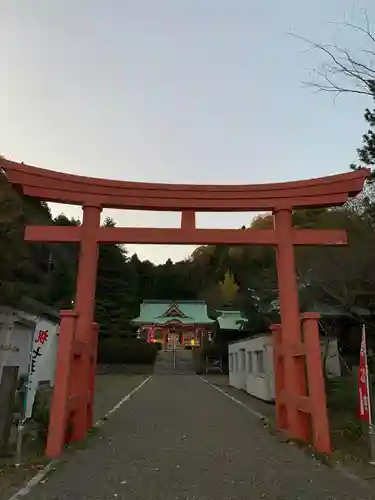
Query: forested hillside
1,165,375,340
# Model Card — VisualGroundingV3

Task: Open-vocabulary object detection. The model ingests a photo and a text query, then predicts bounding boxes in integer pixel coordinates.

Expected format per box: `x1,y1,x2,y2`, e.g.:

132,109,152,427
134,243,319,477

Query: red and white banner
24,319,59,420
358,325,372,424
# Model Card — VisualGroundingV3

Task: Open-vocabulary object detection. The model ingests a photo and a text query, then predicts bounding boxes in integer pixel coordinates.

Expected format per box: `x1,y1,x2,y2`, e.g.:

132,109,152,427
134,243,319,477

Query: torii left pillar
46,203,102,457
72,204,102,440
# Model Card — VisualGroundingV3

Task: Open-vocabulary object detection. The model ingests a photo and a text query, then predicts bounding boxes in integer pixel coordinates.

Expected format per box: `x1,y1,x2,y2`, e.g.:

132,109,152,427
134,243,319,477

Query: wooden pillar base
271,313,331,455
46,311,100,459
46,310,77,458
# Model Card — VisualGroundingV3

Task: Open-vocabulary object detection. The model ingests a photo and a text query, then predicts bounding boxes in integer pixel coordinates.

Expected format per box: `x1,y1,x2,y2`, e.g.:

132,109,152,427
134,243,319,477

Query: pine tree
95,218,138,337
351,81,375,227
351,81,375,173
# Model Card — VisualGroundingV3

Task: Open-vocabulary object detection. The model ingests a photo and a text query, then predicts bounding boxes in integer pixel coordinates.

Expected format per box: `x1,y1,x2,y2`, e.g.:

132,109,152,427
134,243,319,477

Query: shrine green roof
132,300,215,326
216,310,247,331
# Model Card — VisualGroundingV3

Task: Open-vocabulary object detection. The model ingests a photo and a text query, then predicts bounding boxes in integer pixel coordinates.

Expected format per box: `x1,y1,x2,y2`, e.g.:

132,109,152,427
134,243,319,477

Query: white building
228,333,341,402
0,303,59,386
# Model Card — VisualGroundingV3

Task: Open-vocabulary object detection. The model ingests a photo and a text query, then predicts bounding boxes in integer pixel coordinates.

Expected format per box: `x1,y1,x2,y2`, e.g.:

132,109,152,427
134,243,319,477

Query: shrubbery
33,396,50,444
98,338,158,365
193,348,205,374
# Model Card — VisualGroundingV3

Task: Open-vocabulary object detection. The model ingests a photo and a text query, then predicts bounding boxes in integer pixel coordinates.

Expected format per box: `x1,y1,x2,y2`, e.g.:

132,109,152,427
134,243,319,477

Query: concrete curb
199,376,265,419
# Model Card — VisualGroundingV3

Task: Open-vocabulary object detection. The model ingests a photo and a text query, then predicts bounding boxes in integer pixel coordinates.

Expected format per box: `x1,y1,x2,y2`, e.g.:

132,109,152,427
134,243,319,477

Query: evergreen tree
351,81,375,227
95,218,138,337
46,215,80,309
0,169,25,305
352,81,375,172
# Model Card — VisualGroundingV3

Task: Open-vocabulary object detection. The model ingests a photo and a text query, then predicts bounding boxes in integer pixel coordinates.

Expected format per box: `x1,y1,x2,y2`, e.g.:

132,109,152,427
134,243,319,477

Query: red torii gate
1,159,369,458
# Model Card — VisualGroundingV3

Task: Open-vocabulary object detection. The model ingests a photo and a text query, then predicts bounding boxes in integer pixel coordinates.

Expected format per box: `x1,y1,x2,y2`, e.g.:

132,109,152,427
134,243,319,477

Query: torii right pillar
273,208,331,455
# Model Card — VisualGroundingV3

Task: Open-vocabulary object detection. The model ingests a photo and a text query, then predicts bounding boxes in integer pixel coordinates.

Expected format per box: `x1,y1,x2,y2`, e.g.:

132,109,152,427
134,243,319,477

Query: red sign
358,325,372,424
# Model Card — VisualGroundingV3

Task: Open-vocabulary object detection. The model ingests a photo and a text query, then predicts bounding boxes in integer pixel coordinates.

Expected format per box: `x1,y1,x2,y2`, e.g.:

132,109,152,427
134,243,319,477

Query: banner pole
369,423,375,466
362,325,375,465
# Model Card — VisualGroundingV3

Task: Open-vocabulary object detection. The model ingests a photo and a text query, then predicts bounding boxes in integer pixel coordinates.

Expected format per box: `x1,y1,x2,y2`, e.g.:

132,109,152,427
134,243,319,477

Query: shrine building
132,300,215,349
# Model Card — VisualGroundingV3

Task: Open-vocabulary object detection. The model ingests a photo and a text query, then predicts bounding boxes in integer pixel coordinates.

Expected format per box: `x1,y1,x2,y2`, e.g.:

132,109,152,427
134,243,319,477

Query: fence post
87,322,99,430
0,366,19,456
271,324,287,432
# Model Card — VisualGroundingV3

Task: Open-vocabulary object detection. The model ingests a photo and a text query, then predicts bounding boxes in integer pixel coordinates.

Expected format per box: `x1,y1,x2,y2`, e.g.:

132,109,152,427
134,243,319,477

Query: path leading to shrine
18,375,375,500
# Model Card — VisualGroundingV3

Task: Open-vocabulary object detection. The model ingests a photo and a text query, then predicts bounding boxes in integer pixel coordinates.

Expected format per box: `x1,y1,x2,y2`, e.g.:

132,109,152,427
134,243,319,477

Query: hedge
98,338,158,365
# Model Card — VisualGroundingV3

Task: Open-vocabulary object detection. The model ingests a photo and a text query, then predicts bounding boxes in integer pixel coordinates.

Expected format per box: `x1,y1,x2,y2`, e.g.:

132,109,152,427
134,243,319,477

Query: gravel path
23,375,375,500
93,374,147,422
0,375,147,500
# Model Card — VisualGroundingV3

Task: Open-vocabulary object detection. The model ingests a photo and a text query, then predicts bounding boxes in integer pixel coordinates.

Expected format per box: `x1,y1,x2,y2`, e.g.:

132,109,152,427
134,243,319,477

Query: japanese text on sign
30,346,42,374
36,330,49,345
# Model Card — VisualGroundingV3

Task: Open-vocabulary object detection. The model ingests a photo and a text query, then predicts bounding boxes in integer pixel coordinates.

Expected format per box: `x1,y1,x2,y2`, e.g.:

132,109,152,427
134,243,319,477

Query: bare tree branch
335,10,375,47
290,12,375,97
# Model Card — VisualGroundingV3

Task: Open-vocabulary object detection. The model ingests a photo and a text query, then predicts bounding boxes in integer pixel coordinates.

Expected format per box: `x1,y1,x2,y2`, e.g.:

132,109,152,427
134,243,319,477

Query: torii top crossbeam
1,159,369,212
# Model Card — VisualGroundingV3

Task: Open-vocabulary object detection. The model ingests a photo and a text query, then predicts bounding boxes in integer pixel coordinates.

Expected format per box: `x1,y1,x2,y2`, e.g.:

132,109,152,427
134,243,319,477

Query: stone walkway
23,375,375,499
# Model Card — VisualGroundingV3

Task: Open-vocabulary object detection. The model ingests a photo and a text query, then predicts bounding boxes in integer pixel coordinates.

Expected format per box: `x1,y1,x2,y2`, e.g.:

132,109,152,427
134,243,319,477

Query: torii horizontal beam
1,159,369,211
24,225,347,246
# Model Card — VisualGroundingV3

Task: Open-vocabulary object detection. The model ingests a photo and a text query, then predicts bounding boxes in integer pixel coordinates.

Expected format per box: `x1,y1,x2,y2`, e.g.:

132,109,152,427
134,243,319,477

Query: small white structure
229,335,275,401
228,333,341,402
0,308,34,380
0,305,59,385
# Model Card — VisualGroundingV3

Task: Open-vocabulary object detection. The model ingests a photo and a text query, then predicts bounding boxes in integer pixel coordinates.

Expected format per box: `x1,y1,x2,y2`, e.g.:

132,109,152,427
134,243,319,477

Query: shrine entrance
1,158,369,459
166,330,181,351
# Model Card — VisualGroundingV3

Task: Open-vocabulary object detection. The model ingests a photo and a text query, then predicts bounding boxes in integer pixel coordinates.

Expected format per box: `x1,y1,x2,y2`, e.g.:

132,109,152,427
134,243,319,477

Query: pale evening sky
1,1,373,264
